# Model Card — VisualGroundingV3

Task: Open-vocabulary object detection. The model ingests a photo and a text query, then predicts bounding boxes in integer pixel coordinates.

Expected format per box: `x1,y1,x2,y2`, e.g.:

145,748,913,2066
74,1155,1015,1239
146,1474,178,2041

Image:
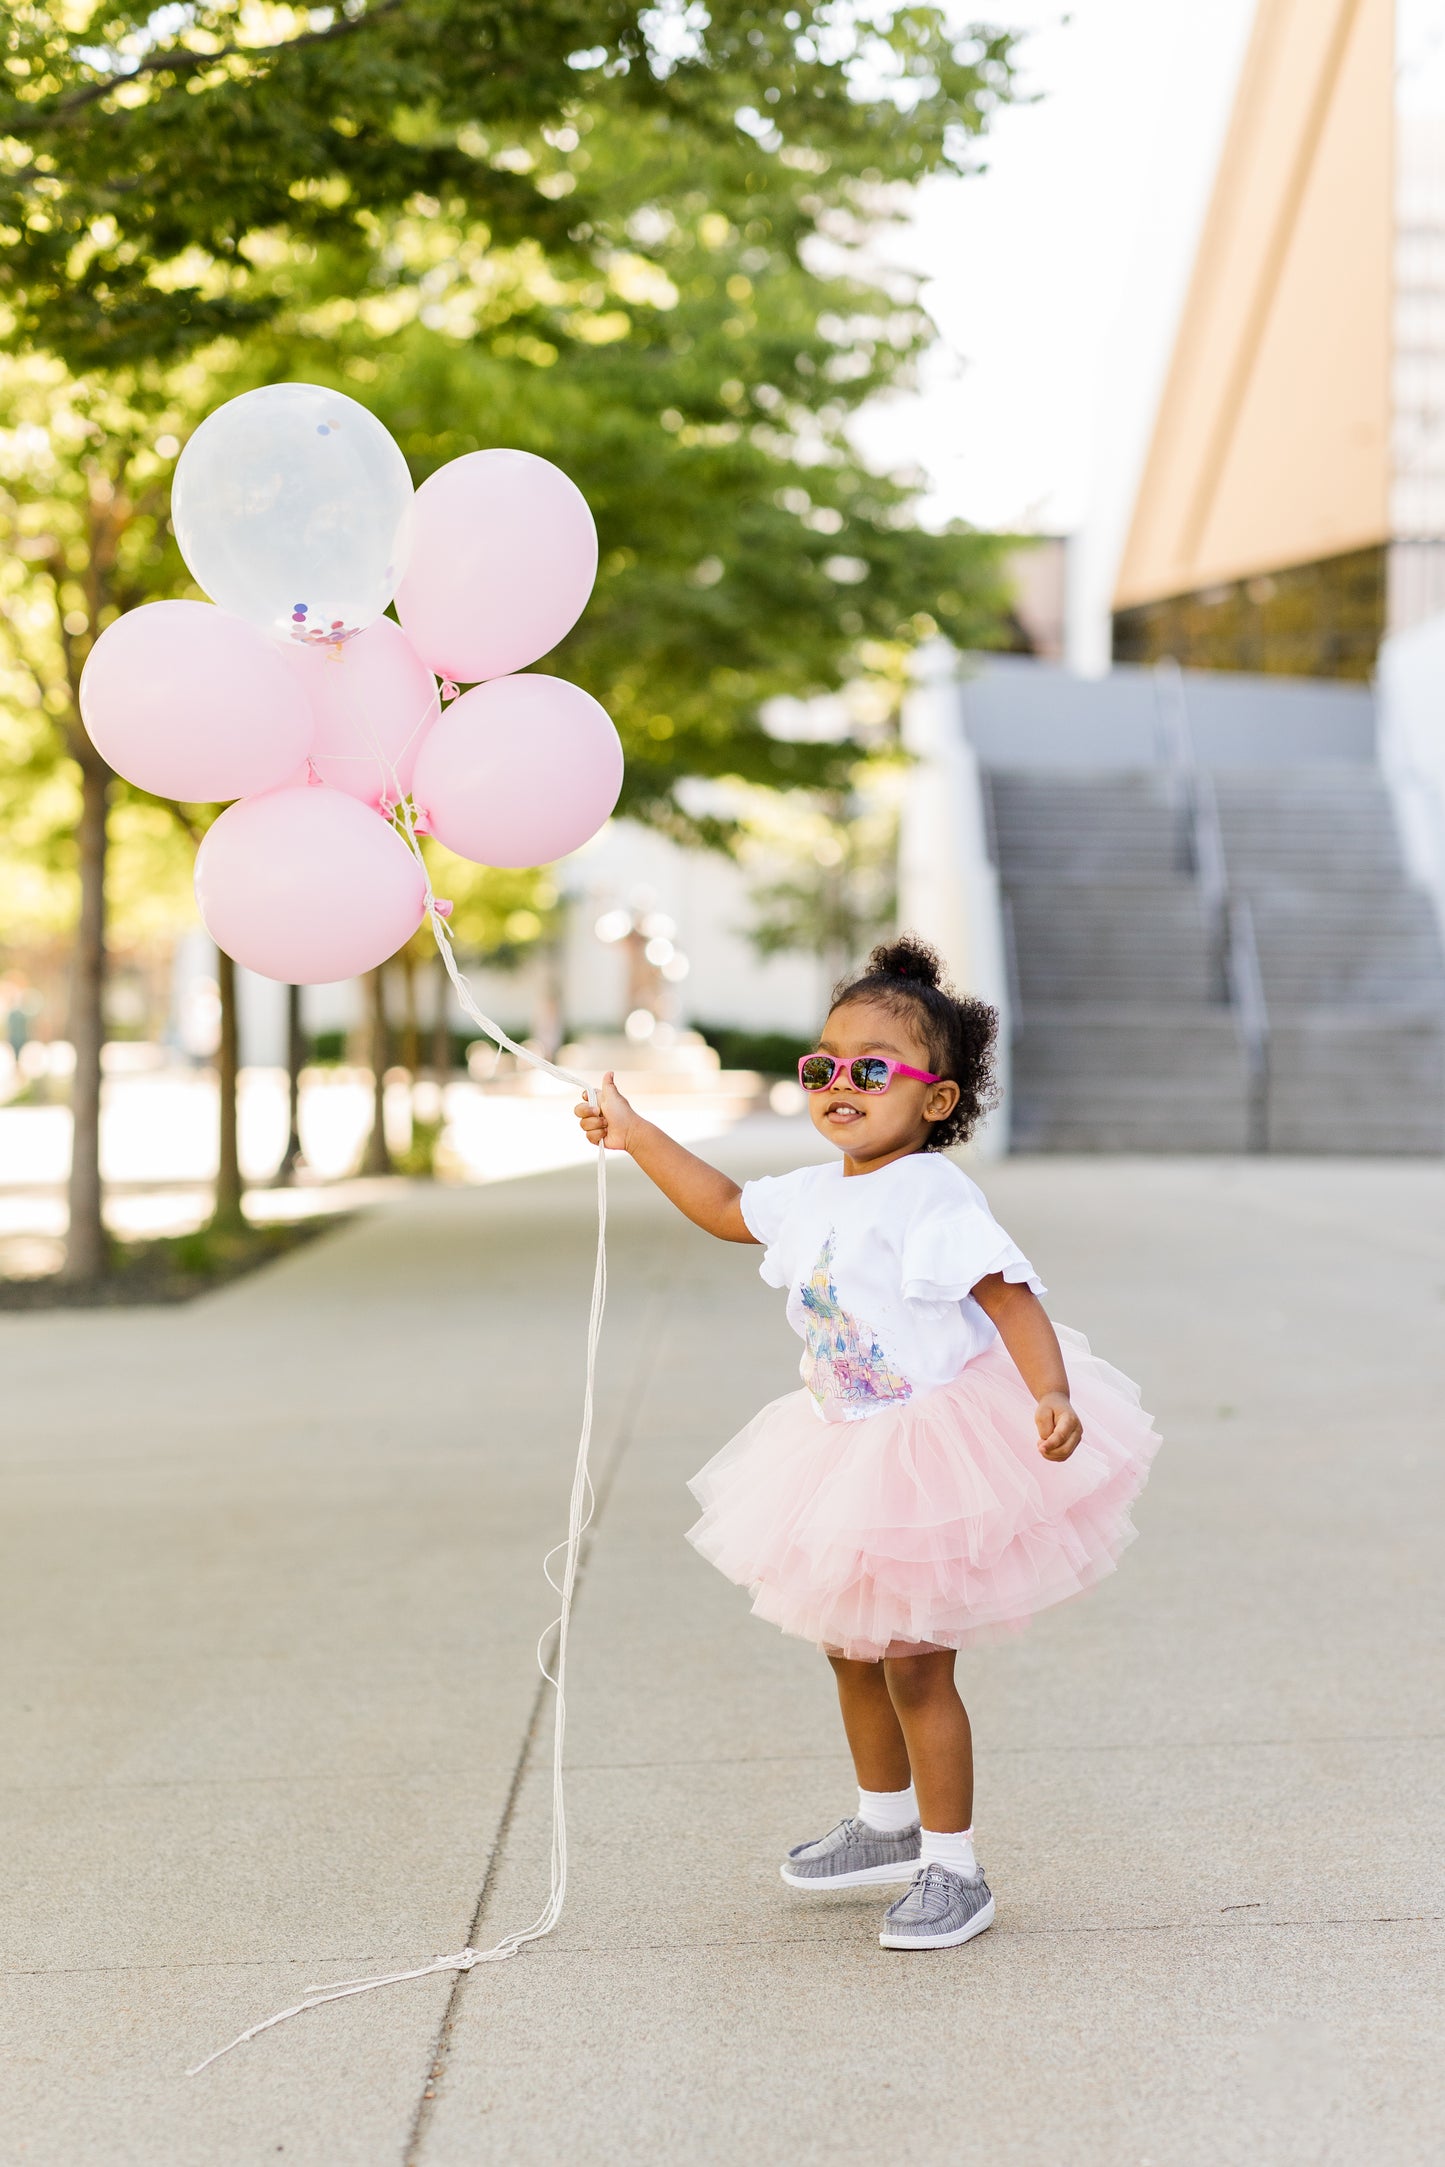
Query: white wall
1378,609,1445,945
558,817,827,1035
1065,5,1257,673
898,648,1011,1156
173,813,832,1069
170,927,371,1068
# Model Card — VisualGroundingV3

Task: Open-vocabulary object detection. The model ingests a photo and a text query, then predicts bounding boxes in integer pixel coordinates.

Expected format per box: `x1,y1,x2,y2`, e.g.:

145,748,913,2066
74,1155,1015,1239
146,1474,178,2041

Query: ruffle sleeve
899,1185,1045,1305
739,1166,820,1288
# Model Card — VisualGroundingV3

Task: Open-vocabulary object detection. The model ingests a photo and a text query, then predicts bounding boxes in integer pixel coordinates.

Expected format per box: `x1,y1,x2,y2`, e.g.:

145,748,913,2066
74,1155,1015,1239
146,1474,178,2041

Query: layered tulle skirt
685,1327,1161,1661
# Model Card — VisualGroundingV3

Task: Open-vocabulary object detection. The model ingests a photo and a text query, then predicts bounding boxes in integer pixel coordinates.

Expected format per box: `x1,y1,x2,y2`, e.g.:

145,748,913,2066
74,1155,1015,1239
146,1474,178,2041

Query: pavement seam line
7,1912,1441,1983
402,1271,675,2167
447,1914,1445,1960
3,1728,1441,1799
553,1729,1445,1771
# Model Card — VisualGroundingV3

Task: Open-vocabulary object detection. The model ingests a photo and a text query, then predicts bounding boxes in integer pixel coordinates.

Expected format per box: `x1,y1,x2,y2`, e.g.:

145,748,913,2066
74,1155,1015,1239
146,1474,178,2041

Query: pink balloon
194,786,427,984
285,617,439,805
412,673,623,868
80,601,313,802
395,449,598,683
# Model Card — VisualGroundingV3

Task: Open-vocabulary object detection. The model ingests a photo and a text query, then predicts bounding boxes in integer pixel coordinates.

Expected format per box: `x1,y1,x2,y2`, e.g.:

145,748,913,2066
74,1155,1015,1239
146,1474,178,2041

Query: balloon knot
440,681,460,703
412,812,432,837
432,897,454,919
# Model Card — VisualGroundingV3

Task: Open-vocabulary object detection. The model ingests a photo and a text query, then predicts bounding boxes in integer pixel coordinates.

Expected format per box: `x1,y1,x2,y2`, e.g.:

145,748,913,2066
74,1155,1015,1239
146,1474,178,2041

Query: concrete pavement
2,1121,1442,2164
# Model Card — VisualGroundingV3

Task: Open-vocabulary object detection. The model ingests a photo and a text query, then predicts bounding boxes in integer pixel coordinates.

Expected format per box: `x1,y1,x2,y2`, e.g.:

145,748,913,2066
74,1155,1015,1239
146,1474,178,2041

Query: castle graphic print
799,1232,912,1417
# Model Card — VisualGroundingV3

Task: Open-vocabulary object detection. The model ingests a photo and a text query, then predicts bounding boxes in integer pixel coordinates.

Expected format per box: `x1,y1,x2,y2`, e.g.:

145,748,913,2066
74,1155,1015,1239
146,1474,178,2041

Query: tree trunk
398,948,420,1154
532,938,564,1061
61,754,110,1282
361,964,392,1175
273,983,305,1184
430,957,452,1082
400,949,420,1077
213,946,245,1231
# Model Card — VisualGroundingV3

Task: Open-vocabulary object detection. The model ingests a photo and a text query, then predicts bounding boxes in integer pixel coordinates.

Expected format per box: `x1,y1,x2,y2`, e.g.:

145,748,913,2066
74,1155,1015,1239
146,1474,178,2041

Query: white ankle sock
920,1827,976,1877
856,1783,918,1833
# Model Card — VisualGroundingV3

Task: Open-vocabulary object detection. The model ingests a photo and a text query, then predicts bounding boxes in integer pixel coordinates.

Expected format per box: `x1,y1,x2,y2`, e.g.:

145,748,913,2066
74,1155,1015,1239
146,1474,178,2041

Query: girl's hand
1035,1391,1082,1461
574,1070,639,1153
574,1080,752,1239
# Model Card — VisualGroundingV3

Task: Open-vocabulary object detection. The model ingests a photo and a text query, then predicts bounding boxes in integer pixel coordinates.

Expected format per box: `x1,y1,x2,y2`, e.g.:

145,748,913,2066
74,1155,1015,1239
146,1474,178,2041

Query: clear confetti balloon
172,383,414,648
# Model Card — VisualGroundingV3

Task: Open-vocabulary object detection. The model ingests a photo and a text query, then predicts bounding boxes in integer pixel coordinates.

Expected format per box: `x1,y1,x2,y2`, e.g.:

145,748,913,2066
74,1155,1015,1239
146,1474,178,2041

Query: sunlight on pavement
0,1068,748,1263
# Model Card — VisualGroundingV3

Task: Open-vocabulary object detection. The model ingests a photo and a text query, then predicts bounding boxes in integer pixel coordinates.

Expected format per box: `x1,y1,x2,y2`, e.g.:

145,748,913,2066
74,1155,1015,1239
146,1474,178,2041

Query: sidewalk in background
0,1070,755,1275
1,1138,1441,2164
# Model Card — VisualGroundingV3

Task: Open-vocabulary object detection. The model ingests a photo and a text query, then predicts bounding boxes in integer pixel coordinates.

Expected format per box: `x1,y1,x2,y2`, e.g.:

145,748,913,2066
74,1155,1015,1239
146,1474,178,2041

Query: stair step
1266,1117,1445,1153
1014,1033,1248,1070
1258,981,1444,1006
1013,1116,1252,1152
990,753,1445,1152
1018,976,1218,1001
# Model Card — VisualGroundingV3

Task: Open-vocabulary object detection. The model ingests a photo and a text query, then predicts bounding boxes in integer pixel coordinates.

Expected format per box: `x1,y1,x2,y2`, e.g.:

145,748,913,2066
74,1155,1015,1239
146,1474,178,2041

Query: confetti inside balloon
172,383,414,647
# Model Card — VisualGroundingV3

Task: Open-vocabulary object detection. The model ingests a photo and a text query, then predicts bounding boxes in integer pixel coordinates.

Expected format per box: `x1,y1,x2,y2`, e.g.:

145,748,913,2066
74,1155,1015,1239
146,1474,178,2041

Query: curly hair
827,934,999,1151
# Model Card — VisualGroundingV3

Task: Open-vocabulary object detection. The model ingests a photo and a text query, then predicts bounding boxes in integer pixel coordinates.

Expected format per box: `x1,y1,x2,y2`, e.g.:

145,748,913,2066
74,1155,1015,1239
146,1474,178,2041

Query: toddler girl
575,935,1160,1951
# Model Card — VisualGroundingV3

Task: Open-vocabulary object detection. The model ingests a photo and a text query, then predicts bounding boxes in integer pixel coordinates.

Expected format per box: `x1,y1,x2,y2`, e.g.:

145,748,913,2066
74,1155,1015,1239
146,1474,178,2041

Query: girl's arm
971,1274,1083,1461
575,1072,757,1243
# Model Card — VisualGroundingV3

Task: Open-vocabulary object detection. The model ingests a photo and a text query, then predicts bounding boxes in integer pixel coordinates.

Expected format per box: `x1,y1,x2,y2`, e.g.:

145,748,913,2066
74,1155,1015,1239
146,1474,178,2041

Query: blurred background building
8,0,1445,1270
899,0,1445,1160
1106,0,1445,679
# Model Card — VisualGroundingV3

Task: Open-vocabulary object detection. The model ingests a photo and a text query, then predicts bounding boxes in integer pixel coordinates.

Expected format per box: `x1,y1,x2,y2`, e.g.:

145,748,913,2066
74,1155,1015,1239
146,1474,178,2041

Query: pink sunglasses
798,1053,940,1094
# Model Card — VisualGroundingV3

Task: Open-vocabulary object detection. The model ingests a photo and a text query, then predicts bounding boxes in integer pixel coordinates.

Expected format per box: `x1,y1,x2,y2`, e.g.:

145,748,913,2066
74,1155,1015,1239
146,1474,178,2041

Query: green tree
188,56,1016,826
0,360,198,1275
0,359,259,1266
3,4,1011,371
5,1,1015,821
742,775,900,992
2,4,1018,1266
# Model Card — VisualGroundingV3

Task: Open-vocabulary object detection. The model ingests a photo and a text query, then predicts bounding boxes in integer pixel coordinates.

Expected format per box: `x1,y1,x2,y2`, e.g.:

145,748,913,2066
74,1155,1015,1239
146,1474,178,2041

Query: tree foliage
2,0,1023,940
0,359,201,949
4,4,1017,846
742,771,899,987
4,3,1012,367
2,1,1022,1269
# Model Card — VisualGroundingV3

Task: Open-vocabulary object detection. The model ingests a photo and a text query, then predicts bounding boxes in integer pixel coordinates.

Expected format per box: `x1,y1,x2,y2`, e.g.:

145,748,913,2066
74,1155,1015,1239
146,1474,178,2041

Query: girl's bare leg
882,1650,973,1831
826,1653,912,1792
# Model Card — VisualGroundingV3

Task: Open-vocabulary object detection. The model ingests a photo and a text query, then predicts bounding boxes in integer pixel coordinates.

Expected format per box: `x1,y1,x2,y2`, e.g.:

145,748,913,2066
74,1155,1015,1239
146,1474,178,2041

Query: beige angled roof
1115,0,1393,611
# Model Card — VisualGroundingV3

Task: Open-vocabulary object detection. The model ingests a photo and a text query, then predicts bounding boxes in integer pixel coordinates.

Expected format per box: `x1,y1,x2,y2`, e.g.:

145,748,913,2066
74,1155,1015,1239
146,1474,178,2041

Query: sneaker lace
899,1863,943,1908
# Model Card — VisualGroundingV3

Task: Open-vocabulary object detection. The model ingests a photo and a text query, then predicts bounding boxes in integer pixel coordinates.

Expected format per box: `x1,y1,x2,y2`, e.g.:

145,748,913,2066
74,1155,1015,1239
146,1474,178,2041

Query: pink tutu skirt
685,1327,1161,1661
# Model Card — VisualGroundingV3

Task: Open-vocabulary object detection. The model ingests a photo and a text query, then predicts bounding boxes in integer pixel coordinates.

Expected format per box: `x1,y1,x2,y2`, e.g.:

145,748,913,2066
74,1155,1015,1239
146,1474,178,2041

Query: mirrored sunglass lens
799,1056,836,1090
852,1058,891,1091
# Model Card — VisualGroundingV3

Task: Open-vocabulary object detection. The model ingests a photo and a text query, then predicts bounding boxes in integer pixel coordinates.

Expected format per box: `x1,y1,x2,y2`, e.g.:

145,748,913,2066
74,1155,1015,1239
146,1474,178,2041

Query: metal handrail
1001,893,1024,1031
1151,654,1190,777
979,761,1003,865
1152,660,1271,1150
1195,762,1230,923
981,771,1024,1029
1227,896,1270,1153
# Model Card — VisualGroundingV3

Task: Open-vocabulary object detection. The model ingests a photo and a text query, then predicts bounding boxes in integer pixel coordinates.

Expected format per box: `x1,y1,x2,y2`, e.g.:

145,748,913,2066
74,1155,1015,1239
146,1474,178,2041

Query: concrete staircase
989,772,1253,1151
986,758,1445,1155
1213,768,1445,1152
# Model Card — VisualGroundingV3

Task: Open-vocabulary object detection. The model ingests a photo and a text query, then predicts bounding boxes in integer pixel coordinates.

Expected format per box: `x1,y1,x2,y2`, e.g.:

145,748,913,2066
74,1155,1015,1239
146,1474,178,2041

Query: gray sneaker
878,1862,995,1949
780,1816,922,1891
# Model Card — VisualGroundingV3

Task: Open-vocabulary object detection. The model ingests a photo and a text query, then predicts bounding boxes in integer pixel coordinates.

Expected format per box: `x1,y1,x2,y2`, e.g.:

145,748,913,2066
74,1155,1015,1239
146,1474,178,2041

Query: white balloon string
298,692,435,781
366,667,590,1092
187,1134,607,2076
189,659,609,2077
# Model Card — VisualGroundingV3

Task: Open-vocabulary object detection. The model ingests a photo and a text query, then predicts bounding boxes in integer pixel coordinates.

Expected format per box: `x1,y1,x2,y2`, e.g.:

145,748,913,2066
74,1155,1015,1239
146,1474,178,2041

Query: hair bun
864,935,944,989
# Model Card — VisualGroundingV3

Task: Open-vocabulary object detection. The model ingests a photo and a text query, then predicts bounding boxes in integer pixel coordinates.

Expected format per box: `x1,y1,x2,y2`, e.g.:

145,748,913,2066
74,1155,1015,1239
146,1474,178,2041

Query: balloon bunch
80,383,623,983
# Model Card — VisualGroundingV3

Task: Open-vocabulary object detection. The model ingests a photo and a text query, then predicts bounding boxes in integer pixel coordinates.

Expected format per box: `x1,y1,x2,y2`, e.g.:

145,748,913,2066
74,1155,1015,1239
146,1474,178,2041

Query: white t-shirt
739,1152,1044,1424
